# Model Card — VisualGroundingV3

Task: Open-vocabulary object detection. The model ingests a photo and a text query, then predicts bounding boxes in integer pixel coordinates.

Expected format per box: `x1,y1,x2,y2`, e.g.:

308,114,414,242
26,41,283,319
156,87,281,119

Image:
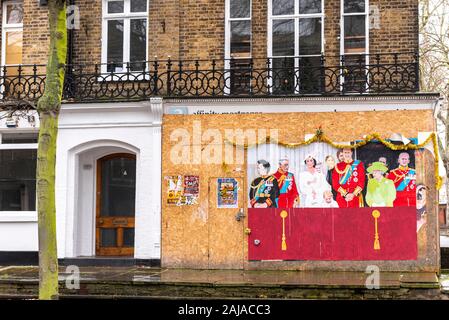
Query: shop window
0,146,37,212
225,0,252,94
102,0,148,73
269,0,324,94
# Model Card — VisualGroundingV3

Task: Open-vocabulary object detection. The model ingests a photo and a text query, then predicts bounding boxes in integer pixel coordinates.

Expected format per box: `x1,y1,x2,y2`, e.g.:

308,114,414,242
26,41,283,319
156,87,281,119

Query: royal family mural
245,132,440,261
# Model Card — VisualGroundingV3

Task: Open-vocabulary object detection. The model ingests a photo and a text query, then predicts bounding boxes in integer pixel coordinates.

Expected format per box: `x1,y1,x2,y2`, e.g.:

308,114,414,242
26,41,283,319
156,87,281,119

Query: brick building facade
0,0,441,272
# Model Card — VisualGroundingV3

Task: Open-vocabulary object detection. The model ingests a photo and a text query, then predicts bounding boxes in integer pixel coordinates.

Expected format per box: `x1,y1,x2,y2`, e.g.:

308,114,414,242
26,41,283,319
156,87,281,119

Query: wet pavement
0,266,448,299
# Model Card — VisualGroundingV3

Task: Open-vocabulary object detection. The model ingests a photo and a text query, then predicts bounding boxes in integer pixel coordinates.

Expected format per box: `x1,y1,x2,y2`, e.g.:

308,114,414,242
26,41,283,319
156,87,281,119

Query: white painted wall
56,99,163,259
0,222,38,251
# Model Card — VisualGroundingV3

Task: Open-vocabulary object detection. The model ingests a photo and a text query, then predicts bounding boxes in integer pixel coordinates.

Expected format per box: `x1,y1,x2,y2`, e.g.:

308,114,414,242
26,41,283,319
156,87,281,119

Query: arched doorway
96,153,136,256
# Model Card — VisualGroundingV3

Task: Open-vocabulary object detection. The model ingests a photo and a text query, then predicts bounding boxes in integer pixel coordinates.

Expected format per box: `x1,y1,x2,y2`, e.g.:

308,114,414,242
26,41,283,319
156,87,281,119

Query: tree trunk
37,0,67,300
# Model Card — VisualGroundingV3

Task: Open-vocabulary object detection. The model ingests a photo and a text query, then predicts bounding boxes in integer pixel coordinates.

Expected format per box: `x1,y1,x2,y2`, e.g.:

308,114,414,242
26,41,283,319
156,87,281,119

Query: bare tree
420,0,449,225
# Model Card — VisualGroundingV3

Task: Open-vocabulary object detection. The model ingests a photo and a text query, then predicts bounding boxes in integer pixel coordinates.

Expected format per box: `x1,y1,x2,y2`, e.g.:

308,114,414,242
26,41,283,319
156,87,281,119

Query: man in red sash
386,152,416,207
332,148,365,208
273,158,300,208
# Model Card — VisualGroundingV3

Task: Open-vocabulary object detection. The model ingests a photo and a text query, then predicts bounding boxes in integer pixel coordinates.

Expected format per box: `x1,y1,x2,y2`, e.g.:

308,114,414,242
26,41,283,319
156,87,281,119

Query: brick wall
22,0,49,65
9,0,419,66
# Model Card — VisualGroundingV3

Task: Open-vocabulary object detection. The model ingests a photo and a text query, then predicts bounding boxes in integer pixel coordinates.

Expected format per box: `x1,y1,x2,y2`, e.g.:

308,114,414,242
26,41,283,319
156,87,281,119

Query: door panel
96,153,136,256
208,177,244,269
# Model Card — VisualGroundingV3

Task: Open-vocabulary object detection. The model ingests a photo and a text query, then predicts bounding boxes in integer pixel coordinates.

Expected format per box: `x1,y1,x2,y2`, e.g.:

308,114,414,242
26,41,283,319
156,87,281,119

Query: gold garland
225,130,443,190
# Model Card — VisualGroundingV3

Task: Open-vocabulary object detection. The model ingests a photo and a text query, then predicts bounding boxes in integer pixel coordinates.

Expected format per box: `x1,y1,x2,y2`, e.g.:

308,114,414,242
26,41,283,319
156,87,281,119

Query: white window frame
340,0,370,92
1,0,23,69
225,0,252,60
224,0,252,94
267,0,325,92
101,0,149,76
0,130,38,222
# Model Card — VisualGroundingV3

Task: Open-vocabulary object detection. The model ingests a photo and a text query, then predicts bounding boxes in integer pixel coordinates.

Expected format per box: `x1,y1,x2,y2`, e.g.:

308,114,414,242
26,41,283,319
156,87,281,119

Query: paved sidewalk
0,266,447,299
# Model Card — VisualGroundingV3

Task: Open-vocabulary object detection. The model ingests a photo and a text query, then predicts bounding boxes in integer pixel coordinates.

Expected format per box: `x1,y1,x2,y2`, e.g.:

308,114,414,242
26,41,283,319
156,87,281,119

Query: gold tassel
372,210,381,250
280,210,288,251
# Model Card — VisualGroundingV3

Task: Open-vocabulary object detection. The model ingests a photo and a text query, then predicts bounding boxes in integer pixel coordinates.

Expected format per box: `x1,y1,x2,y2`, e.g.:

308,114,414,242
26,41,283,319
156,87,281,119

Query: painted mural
247,140,427,261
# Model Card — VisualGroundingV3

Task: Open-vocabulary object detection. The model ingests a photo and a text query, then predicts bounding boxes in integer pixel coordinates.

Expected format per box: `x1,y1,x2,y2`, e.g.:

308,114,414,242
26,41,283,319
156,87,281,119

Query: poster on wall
166,175,183,205
217,178,238,209
165,175,200,206
183,175,200,205
246,139,426,261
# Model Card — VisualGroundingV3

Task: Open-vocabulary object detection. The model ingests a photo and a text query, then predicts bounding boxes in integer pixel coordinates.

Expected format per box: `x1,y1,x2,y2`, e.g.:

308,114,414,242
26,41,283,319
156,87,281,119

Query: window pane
100,157,136,217
230,20,251,58
5,31,23,66
6,4,23,24
271,57,295,94
272,0,294,16
298,18,321,55
298,56,322,93
108,0,124,14
298,0,321,14
272,19,294,56
131,0,147,12
230,0,251,18
107,20,124,72
0,149,36,211
344,16,366,53
2,133,38,144
344,0,365,13
101,229,117,247
123,228,135,247
130,19,147,70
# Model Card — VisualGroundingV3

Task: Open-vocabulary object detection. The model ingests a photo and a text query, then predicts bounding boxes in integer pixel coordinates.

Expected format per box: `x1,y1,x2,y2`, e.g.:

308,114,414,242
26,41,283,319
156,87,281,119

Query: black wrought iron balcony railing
0,52,419,103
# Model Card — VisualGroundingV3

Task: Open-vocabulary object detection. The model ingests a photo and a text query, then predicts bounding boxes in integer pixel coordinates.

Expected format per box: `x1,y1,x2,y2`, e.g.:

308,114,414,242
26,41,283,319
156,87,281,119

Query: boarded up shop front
161,97,440,272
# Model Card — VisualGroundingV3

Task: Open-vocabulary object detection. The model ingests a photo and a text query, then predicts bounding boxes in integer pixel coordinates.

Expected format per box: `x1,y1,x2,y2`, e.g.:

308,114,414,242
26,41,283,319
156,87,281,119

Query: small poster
166,175,183,205
218,178,238,208
183,175,200,205
165,175,200,206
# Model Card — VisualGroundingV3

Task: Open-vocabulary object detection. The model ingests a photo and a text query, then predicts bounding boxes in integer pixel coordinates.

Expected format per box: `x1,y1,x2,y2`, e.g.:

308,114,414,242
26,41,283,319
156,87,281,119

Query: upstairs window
1,1,23,75
225,0,252,94
269,0,324,93
341,0,369,92
226,0,252,59
102,0,148,73
341,0,368,55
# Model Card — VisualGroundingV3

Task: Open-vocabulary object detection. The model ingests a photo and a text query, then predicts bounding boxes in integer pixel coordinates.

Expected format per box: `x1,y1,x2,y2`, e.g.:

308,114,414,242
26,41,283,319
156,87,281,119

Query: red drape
248,207,417,261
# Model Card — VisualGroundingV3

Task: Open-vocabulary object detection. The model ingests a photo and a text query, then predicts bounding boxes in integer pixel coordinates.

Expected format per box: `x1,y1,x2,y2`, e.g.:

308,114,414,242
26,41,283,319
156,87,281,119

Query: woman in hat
365,162,396,207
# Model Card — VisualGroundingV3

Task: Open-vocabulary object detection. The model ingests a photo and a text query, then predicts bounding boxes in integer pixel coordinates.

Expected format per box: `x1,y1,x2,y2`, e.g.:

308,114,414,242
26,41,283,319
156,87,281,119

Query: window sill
0,211,38,222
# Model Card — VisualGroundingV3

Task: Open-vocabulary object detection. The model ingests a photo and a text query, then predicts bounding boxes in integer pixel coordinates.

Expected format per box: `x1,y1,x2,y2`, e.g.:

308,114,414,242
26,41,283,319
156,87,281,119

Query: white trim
101,0,149,74
0,211,37,222
0,143,37,150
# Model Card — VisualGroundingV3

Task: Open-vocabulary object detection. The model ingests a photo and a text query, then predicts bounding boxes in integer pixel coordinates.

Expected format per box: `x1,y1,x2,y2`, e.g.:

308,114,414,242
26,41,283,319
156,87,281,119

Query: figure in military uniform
386,152,416,207
332,148,365,208
249,160,280,208
273,158,299,208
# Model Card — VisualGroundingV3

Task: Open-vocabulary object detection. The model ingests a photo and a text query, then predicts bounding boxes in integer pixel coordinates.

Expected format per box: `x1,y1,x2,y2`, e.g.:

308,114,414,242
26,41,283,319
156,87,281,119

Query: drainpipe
66,0,75,99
